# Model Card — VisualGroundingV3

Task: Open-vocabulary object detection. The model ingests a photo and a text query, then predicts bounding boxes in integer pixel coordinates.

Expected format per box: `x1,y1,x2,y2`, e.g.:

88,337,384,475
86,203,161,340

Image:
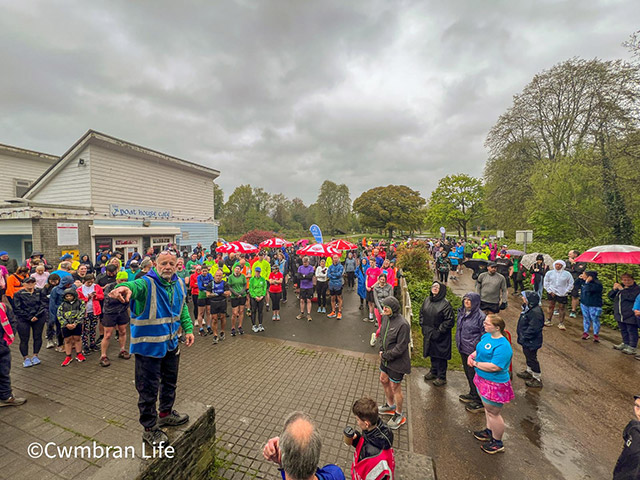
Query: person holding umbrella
609,273,640,356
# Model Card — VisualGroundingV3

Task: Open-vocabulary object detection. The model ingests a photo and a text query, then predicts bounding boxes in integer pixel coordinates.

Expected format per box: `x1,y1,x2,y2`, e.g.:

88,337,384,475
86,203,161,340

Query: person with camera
263,411,345,480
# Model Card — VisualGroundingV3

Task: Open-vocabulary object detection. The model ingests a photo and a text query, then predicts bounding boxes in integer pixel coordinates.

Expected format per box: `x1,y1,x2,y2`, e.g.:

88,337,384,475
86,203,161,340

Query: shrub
238,230,276,246
396,245,430,280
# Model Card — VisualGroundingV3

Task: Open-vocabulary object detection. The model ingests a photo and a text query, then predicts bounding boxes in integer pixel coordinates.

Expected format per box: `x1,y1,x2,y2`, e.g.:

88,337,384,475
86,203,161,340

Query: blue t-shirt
447,251,459,266
474,333,512,383
279,465,345,480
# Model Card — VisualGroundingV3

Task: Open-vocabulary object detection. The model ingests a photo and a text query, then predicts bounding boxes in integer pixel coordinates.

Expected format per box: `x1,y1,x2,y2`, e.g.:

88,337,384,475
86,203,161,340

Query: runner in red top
268,270,284,321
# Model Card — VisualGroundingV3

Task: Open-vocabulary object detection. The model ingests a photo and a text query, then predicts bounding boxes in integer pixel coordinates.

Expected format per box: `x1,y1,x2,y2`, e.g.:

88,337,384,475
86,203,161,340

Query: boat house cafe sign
110,204,172,220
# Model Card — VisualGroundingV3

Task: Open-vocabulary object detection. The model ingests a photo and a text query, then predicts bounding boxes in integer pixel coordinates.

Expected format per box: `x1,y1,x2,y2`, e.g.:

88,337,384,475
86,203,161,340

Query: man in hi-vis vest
110,251,194,446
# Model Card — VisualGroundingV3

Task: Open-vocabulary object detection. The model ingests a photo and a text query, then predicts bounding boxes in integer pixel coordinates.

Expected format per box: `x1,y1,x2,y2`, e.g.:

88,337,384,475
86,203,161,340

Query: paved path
1,285,416,479
410,269,639,479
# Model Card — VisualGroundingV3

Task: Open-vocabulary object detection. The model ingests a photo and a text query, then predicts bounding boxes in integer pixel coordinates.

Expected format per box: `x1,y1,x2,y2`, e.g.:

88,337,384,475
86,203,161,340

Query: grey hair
280,412,322,480
60,261,72,270
140,258,153,269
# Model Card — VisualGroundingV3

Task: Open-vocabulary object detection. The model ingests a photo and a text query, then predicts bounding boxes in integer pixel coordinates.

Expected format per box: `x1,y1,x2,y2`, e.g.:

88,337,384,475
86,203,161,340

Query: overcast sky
1,1,638,204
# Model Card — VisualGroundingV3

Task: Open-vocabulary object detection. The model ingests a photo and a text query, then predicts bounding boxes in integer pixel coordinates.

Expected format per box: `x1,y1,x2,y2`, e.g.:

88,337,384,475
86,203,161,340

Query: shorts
570,285,580,298
300,288,314,300
479,301,500,314
197,297,209,307
210,300,227,315
549,294,568,304
380,363,404,383
366,290,375,303
62,324,82,338
329,288,343,296
101,311,130,327
230,297,245,308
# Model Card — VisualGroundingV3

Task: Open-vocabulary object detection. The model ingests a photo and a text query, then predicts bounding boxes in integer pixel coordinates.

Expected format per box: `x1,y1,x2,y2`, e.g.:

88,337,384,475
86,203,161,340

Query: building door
22,239,33,260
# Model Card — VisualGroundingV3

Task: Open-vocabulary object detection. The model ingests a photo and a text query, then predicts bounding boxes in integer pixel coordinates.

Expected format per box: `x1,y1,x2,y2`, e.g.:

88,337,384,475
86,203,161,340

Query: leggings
250,297,264,326
461,354,481,402
17,317,46,357
316,281,328,308
191,294,199,320
82,313,98,351
346,272,355,288
582,304,602,335
270,292,281,311
438,270,449,283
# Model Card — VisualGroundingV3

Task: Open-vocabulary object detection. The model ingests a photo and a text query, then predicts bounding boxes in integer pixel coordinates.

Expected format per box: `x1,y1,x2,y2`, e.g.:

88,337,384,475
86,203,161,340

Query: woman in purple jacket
456,292,486,413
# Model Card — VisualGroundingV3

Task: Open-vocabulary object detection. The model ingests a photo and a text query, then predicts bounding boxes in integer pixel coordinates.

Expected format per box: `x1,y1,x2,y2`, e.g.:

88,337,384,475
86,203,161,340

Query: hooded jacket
613,419,640,480
79,253,94,273
573,271,603,307
379,296,411,374
543,260,574,297
517,291,545,350
419,282,455,360
13,286,45,322
608,282,640,325
355,418,394,462
355,259,369,300
57,288,86,327
373,282,393,312
455,292,485,356
49,276,75,318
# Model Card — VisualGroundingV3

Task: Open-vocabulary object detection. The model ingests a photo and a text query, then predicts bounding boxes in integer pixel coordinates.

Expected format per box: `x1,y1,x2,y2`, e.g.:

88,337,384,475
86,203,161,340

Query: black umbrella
462,258,489,280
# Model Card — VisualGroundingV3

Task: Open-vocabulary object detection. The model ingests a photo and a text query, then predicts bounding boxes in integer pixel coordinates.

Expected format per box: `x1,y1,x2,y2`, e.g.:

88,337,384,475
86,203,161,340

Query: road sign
515,230,533,253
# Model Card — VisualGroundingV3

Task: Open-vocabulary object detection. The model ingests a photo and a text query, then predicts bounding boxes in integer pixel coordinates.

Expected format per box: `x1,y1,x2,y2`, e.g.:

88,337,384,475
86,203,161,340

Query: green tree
315,180,352,234
213,183,224,220
353,185,425,239
290,197,311,229
426,174,483,238
270,193,292,229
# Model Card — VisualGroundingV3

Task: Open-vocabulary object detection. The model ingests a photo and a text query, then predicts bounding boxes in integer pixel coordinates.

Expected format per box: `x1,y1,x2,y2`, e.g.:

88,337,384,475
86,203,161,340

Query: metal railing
399,275,414,349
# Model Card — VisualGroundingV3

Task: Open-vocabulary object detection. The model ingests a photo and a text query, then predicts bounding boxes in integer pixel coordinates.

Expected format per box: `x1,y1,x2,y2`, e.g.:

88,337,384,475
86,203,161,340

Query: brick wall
32,218,93,265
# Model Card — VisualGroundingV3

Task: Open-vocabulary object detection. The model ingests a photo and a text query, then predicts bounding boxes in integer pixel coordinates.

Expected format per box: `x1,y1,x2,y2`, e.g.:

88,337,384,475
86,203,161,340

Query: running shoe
337,312,342,320
157,410,189,427
433,378,447,386
423,372,437,381
378,403,396,415
220,331,225,340
327,311,337,318
199,328,205,336
516,370,533,380
387,413,406,430
307,315,312,322
362,317,370,322
76,353,86,362
569,311,577,318
465,403,485,413
231,328,236,337
238,327,244,335
212,335,219,344
481,439,505,454
265,304,270,312
613,342,627,351
23,358,33,368
622,346,637,355
525,378,543,388
276,314,281,321
118,350,131,359
553,310,559,316
458,394,476,404
99,356,111,367
46,339,55,349
558,323,566,331
473,428,492,442
207,327,213,336
581,332,590,340
370,332,377,347
252,325,259,333
273,314,277,321
61,356,73,367
296,313,304,320
143,427,169,447
31,356,41,366
258,324,265,332
544,319,553,327
317,307,322,313
593,335,600,343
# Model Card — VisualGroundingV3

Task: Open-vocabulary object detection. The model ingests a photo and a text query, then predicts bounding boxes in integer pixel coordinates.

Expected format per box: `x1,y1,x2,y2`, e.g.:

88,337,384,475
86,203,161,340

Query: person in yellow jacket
251,252,272,309
211,261,231,281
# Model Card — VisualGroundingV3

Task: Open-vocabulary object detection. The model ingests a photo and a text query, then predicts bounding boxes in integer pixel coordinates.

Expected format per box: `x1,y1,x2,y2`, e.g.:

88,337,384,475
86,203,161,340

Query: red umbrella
296,243,340,257
259,237,293,249
328,239,358,251
574,245,640,264
217,241,259,254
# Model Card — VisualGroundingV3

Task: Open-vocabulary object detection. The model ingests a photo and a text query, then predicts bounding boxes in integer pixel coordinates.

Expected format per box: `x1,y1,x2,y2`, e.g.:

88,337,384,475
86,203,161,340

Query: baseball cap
487,261,497,267
255,266,262,272
130,260,139,266
24,277,36,283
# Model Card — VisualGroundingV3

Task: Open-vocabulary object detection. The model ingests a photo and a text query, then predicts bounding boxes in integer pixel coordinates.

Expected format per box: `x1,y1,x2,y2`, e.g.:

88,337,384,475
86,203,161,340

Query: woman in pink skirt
467,314,514,454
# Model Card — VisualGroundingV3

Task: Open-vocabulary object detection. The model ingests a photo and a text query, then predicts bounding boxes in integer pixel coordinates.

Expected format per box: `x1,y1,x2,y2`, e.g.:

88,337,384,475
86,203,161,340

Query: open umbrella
259,237,293,249
520,253,554,270
218,241,259,254
506,249,525,257
216,243,236,253
574,245,640,280
462,258,489,280
296,243,340,257
328,239,358,251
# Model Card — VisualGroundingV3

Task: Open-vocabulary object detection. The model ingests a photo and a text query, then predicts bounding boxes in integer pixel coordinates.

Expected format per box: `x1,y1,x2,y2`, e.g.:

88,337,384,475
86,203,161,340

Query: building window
14,179,31,197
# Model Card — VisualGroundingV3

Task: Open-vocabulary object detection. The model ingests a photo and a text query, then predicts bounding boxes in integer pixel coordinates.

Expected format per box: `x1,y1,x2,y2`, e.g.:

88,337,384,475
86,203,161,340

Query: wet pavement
410,269,640,480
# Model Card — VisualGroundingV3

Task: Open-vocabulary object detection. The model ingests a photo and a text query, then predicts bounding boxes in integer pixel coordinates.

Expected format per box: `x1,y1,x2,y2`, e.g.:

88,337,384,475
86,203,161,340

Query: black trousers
461,353,481,402
437,271,449,283
270,292,281,311
511,275,524,293
191,294,199,321
0,340,12,401
16,317,45,357
281,278,287,301
316,281,328,307
522,347,541,374
250,297,264,326
135,347,180,429
346,272,355,288
429,357,448,380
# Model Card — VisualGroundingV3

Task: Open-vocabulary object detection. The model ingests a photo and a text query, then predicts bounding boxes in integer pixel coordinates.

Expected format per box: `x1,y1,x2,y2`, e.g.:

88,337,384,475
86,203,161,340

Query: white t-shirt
315,266,328,282
81,284,96,313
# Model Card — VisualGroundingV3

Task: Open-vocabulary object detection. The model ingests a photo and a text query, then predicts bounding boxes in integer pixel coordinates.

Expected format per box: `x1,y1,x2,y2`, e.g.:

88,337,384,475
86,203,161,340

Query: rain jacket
419,282,455,360
516,291,545,350
613,419,640,480
49,276,75,318
249,275,267,298
57,288,86,327
76,283,105,316
455,293,485,356
328,263,344,290
79,253,94,273
373,282,393,312
608,283,640,325
125,252,141,269
543,260,574,297
344,257,357,273
574,271,603,307
355,259,369,300
13,287,45,322
351,418,395,480
379,297,411,375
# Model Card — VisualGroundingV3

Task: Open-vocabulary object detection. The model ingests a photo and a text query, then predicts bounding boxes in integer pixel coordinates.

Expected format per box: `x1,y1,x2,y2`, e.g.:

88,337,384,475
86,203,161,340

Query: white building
0,130,220,263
